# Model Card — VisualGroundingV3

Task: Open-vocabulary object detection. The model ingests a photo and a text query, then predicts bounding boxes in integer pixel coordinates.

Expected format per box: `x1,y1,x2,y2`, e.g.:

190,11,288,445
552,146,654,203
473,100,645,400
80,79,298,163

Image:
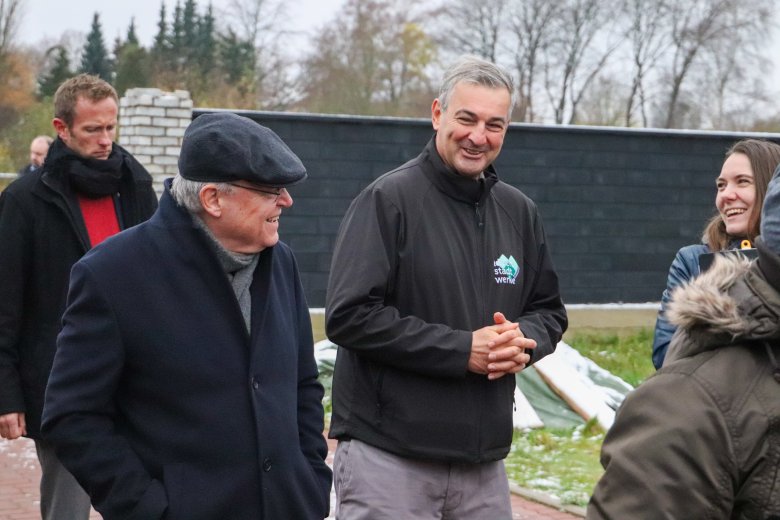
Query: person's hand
469,313,535,379
486,312,536,380
0,412,26,440
469,319,518,375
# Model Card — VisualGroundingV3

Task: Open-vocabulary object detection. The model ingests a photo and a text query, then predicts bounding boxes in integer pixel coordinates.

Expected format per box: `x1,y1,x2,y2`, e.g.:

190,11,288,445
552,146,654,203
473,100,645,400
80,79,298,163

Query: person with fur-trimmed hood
587,165,780,518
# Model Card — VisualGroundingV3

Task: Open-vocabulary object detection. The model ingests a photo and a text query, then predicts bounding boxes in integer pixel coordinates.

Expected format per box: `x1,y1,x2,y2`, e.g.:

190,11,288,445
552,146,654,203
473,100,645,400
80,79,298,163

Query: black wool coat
42,183,332,520
0,141,157,437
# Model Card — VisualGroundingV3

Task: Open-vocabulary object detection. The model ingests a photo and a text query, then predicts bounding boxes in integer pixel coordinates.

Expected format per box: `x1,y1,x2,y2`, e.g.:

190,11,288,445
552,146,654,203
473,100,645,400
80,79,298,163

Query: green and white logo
494,254,519,285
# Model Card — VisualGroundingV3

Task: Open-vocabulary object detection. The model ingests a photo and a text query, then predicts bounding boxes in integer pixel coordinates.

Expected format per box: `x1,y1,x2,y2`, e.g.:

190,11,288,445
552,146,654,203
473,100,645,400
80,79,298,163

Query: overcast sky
16,0,780,110
17,0,346,48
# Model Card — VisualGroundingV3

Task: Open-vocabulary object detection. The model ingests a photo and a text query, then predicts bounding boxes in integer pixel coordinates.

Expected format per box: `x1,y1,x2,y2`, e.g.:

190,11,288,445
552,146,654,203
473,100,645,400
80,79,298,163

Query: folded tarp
314,339,633,431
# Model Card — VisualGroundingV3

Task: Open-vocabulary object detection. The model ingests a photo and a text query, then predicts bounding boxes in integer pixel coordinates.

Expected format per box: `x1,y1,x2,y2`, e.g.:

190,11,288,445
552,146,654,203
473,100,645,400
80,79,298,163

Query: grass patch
505,328,656,506
566,328,656,387
505,420,605,507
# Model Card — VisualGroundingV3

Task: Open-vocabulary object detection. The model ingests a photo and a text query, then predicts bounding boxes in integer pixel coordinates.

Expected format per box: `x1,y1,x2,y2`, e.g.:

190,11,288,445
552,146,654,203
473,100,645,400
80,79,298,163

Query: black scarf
49,138,125,197
46,137,151,231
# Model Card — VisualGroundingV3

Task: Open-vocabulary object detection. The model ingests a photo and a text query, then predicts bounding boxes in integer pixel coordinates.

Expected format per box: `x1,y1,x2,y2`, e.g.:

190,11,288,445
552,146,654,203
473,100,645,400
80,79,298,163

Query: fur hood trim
667,254,752,338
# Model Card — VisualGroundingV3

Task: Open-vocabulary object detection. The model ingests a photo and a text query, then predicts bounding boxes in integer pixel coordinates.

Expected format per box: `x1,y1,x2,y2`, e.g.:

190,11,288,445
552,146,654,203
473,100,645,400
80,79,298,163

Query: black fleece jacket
326,137,567,463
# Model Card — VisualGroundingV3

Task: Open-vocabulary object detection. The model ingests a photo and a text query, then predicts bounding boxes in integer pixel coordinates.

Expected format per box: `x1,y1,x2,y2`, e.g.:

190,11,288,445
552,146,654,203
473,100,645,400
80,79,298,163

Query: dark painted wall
194,109,780,307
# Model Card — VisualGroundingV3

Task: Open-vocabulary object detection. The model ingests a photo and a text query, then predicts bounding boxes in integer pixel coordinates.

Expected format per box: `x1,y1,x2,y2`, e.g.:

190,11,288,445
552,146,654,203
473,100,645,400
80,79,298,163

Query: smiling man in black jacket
326,55,567,519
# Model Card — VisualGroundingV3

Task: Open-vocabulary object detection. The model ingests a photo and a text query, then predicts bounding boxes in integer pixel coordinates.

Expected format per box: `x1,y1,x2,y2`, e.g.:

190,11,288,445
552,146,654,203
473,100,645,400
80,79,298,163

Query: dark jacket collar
32,139,155,250
419,136,498,204
157,178,199,230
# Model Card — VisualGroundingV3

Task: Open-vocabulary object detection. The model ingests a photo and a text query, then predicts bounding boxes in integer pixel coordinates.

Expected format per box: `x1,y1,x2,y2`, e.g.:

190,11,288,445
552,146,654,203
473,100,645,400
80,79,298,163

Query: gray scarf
192,215,259,332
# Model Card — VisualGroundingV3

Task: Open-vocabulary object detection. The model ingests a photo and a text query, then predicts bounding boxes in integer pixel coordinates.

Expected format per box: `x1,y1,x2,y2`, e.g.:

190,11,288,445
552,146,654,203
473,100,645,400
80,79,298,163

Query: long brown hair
702,139,780,251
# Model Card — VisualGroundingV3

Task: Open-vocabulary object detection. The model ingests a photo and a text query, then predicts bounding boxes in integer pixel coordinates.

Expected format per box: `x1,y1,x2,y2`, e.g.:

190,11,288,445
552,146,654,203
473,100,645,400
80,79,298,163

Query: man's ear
52,118,68,139
431,98,442,131
199,184,223,218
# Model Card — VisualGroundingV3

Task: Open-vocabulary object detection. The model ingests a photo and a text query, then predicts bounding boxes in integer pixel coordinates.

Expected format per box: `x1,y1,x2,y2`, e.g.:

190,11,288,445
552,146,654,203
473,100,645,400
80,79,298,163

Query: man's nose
98,130,113,146
278,188,293,207
468,124,487,146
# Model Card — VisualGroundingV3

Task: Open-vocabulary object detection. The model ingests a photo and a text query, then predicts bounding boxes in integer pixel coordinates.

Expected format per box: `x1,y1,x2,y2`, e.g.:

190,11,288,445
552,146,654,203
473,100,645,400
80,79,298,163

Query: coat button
251,377,259,390
262,458,272,472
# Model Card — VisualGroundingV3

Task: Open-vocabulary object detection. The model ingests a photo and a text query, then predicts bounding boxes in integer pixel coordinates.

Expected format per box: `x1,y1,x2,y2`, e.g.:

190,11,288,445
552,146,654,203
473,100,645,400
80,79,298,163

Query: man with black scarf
0,74,157,520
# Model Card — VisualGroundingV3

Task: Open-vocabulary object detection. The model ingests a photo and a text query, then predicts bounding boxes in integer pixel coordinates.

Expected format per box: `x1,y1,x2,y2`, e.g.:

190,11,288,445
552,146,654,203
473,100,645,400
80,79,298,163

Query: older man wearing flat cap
41,112,332,520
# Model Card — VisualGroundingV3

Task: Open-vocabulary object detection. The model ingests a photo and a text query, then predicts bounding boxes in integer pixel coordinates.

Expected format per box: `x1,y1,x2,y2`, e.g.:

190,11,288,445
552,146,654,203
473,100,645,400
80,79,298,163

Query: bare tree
0,0,31,134
298,0,435,116
658,0,771,128
379,20,437,112
576,74,628,125
541,0,624,124
691,38,772,130
661,0,728,127
227,0,286,46
621,0,671,126
307,0,387,114
0,0,24,90
0,0,23,56
700,1,772,130
506,0,560,122
434,0,508,63
223,0,297,109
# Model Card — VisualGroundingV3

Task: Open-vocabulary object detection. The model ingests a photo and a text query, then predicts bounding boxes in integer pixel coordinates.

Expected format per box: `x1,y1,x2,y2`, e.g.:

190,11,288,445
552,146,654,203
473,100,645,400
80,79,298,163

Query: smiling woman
650,138,780,369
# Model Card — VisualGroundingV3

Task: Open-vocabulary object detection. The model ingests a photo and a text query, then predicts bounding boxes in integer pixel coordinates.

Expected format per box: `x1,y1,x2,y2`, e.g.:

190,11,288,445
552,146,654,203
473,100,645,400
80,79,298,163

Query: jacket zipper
475,200,486,457
375,368,385,427
474,201,486,321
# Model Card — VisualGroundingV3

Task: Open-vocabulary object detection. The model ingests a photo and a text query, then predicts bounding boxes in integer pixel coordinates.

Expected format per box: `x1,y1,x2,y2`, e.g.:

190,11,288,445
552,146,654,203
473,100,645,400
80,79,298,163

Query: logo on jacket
494,255,519,285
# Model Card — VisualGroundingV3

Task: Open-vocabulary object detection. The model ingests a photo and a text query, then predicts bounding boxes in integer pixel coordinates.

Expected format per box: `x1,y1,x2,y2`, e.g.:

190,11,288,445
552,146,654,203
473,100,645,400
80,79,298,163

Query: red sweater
78,195,120,247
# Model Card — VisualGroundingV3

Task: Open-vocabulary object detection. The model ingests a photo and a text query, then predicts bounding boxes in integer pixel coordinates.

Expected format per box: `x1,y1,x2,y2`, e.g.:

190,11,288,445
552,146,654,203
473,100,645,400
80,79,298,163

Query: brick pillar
118,88,193,195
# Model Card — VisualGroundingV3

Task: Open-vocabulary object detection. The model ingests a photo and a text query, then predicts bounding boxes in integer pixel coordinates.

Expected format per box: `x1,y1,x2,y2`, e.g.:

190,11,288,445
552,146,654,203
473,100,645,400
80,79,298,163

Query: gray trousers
333,439,512,520
34,439,91,520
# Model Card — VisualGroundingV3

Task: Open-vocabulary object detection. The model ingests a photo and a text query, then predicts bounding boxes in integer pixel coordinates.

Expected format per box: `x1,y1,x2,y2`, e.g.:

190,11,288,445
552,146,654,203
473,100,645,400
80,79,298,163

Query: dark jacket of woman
651,240,746,368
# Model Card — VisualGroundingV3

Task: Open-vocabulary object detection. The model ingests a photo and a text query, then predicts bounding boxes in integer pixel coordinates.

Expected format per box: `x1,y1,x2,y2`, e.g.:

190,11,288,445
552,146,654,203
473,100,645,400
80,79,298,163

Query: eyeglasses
230,183,286,203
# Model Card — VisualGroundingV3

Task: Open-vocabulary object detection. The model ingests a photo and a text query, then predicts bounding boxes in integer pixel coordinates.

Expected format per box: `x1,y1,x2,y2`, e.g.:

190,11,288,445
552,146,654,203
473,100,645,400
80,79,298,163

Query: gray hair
33,135,53,146
170,174,234,213
438,55,516,118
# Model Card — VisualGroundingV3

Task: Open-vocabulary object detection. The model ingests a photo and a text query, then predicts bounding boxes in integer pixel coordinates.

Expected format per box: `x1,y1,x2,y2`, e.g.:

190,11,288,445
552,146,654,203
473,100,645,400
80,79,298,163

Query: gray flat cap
178,112,307,186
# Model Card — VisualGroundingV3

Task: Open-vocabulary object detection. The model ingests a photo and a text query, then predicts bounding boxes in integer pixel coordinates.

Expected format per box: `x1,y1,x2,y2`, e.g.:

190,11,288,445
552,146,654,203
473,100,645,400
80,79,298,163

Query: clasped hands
468,312,536,380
